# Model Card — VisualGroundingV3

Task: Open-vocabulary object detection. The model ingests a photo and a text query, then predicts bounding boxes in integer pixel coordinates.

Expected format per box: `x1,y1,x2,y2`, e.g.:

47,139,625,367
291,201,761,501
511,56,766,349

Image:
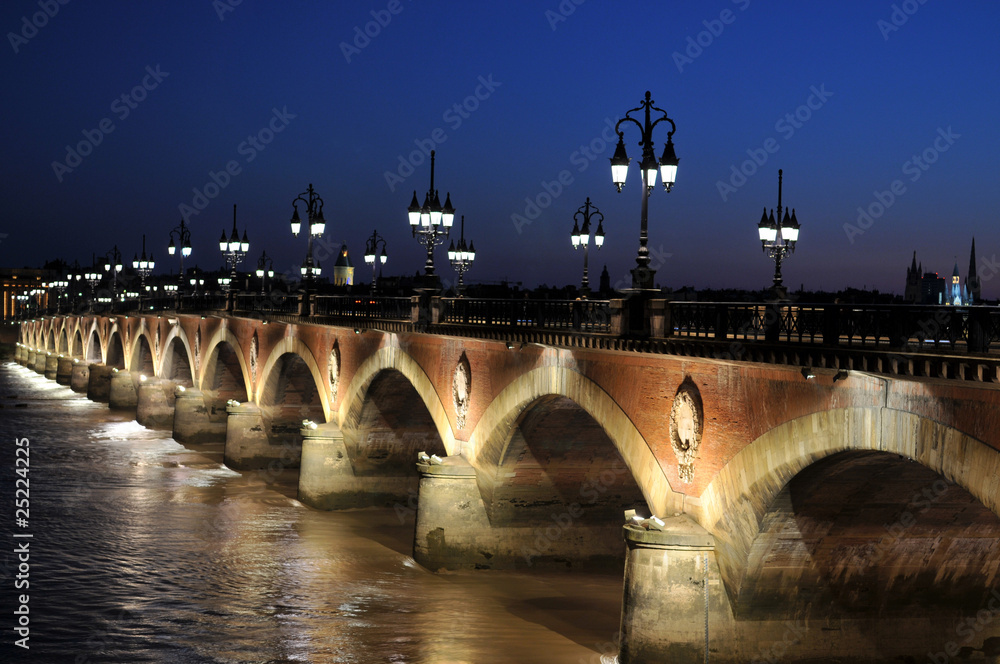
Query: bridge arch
72,329,84,358
128,330,155,376
340,345,456,455
159,327,195,387
46,329,56,353
86,322,104,363
199,328,251,401
468,366,678,517
105,328,125,369
696,406,1000,605
255,337,329,421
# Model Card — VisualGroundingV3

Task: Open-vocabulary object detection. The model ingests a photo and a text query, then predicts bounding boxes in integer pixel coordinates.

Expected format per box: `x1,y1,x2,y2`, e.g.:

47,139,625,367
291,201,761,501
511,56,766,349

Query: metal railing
440,298,611,333
312,295,411,320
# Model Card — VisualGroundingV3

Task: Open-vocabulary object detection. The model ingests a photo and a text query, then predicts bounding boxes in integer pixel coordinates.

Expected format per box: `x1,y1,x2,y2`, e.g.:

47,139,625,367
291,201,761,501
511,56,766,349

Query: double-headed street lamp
756,169,801,300
447,216,475,296
167,218,193,288
104,246,124,301
571,198,605,298
255,250,275,295
407,150,455,289
610,91,679,290
132,234,155,288
220,204,249,293
363,230,388,295
290,184,326,292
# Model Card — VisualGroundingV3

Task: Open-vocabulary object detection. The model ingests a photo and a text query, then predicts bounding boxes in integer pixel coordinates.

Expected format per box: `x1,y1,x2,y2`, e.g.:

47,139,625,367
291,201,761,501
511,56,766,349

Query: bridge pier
299,422,415,510
14,345,23,364
172,388,227,443
33,351,47,374
413,456,495,571
23,349,33,367
44,353,58,380
86,364,112,402
136,377,177,430
70,362,90,392
56,356,73,385
618,516,735,664
224,401,301,470
109,370,140,411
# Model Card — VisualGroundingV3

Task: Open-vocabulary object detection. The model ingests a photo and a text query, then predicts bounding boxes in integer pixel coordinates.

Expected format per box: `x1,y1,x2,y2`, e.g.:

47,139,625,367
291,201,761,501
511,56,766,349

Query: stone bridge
15,311,1000,663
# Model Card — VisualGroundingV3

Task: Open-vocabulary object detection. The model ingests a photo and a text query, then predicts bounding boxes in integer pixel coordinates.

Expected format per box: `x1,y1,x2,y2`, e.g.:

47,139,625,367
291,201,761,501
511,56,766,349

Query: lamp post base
630,265,657,291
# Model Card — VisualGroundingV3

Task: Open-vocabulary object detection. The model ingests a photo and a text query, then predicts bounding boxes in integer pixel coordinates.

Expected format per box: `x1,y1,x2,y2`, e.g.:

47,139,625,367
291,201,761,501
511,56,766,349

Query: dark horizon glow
2,1,998,297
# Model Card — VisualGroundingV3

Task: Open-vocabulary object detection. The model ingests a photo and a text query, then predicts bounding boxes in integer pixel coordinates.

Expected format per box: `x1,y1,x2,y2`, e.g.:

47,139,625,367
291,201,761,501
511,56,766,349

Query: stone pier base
33,352,47,374
618,516,734,664
109,370,140,411
56,356,73,385
24,350,34,367
71,363,90,392
87,364,112,402
14,345,23,364
224,402,301,470
172,388,227,443
44,354,59,380
298,423,414,510
137,378,177,430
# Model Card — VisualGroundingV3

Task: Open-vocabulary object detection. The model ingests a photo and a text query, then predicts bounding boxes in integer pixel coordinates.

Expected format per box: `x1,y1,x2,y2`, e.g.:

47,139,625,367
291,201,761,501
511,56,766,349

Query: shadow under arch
339,345,456,456
198,327,251,401
159,327,195,387
695,406,1000,608
254,337,330,421
58,328,68,354
86,324,104,363
72,329,84,358
46,329,56,352
467,366,679,517
129,330,155,376
106,330,126,369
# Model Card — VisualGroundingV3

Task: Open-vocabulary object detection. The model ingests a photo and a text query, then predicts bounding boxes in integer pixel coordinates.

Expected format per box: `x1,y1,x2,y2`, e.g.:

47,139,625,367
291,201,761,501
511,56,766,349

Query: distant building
904,240,977,305
1,268,56,321
333,245,354,287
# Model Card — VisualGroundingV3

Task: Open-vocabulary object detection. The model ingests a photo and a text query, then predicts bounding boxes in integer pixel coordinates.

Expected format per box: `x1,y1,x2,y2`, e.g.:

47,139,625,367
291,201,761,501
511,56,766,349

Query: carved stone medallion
669,380,703,484
329,341,341,402
453,354,471,430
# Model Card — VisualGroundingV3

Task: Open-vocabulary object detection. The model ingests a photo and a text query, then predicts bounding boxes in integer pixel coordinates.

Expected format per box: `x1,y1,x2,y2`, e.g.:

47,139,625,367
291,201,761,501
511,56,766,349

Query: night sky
2,1,998,296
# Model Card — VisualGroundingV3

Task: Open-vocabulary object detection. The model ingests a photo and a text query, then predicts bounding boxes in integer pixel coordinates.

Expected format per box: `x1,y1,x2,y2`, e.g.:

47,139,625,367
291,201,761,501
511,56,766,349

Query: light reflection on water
0,363,623,663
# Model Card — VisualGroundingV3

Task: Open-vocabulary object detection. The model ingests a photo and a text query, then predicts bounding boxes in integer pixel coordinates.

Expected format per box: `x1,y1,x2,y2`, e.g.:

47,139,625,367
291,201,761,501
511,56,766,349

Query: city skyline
1,1,998,296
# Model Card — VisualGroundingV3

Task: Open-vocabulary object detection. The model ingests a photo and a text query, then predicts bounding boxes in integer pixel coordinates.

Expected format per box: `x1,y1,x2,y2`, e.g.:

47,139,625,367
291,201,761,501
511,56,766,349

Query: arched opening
160,337,194,387
131,335,154,376
259,352,326,451
484,395,647,568
348,369,446,476
46,330,55,352
86,330,103,363
737,450,1000,658
106,332,125,369
73,330,84,358
202,340,248,402
58,329,68,354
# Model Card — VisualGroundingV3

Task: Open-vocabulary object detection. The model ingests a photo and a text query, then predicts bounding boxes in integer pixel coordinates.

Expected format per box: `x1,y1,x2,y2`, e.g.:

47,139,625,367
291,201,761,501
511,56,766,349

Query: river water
0,362,623,663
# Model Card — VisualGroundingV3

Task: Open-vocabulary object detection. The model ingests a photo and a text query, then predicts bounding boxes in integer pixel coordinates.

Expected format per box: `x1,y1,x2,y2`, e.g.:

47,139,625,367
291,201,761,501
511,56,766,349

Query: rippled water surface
0,363,623,663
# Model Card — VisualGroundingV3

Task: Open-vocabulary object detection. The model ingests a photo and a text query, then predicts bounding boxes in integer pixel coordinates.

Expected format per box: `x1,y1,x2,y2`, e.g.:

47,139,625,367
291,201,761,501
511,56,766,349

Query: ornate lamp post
756,169,801,300
103,245,124,301
447,216,475,296
219,204,249,293
570,198,605,298
49,278,68,313
407,150,455,289
610,91,679,290
289,184,326,293
255,250,275,296
167,218,193,289
363,230,388,295
84,264,102,311
132,234,155,288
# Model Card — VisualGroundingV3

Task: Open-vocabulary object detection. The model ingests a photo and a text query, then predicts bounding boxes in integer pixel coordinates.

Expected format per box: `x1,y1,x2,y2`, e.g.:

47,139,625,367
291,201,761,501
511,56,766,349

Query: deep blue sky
2,1,998,296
